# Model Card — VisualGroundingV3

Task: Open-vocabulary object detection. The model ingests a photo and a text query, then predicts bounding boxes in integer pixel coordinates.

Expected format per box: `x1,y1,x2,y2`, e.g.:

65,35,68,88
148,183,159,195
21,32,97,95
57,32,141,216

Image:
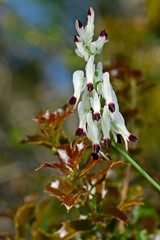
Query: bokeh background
0,0,160,235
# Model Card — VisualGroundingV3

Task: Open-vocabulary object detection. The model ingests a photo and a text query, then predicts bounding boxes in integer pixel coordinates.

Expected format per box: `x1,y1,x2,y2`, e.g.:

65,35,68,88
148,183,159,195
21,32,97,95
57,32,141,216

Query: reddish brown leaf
91,161,126,183
34,104,72,126
35,162,71,175
62,192,86,211
80,156,104,177
107,207,128,224
57,140,89,169
46,181,86,211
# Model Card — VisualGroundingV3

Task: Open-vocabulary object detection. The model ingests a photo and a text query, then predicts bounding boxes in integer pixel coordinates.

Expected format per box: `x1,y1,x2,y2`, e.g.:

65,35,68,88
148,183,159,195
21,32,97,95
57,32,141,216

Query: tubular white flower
94,62,103,83
90,29,108,54
101,105,111,148
90,89,101,121
85,7,95,44
101,72,116,113
110,110,137,151
85,55,95,92
76,90,90,136
74,35,89,61
75,20,86,43
86,111,100,146
69,70,85,106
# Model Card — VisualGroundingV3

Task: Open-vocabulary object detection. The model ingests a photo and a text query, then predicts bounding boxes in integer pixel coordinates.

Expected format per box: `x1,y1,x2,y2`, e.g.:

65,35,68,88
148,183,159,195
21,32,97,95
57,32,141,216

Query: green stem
111,141,160,192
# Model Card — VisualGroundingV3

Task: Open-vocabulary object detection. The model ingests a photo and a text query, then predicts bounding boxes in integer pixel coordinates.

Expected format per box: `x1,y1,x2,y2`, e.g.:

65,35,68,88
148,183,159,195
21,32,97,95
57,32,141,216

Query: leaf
107,207,128,224
119,199,143,212
36,139,89,175
15,203,36,239
34,104,72,128
46,181,86,211
91,161,126,184
35,162,71,175
80,156,104,177
21,135,52,148
57,140,89,170
56,219,93,240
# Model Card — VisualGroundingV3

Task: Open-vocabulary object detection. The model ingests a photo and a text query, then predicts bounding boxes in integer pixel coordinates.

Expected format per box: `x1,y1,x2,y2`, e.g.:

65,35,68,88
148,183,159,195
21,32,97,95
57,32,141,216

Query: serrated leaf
46,181,86,211
35,162,71,175
57,140,89,170
80,156,104,177
91,161,126,184
34,104,72,128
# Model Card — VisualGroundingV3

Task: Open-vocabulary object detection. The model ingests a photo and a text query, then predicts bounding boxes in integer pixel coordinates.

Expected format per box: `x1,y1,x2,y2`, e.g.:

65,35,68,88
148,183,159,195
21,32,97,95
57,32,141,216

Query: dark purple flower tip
88,8,91,16
128,134,138,143
75,128,84,137
108,103,115,113
87,83,93,92
93,112,101,121
78,20,83,29
69,96,77,105
104,138,110,148
74,34,80,43
92,153,99,160
117,134,122,144
93,143,100,154
100,29,108,38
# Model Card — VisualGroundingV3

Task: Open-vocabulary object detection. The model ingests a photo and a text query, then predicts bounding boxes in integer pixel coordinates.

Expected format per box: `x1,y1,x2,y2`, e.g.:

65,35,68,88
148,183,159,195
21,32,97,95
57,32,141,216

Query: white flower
101,105,111,148
110,110,138,150
85,7,95,45
86,111,100,150
90,29,108,54
74,35,89,61
69,70,85,106
76,90,90,136
85,55,95,92
99,72,117,113
75,20,86,44
90,89,101,121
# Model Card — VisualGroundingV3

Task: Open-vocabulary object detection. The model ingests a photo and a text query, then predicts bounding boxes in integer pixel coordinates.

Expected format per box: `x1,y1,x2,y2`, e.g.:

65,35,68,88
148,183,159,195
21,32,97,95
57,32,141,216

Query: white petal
85,7,95,44
75,41,89,61
90,37,107,54
101,105,110,139
75,20,86,43
78,90,90,130
91,89,101,114
73,70,85,102
85,55,95,84
111,111,130,150
86,112,99,144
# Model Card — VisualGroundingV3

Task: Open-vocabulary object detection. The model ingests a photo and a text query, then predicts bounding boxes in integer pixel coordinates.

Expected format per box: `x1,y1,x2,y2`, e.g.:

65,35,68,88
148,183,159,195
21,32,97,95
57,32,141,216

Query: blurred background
0,0,160,235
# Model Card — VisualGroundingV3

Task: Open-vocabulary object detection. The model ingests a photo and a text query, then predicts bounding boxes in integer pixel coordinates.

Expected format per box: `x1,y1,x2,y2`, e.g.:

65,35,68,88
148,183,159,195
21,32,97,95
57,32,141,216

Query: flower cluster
69,7,137,160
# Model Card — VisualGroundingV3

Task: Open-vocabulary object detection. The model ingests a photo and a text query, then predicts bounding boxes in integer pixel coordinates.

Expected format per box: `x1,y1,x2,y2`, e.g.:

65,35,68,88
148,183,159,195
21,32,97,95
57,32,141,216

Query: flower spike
70,7,137,153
